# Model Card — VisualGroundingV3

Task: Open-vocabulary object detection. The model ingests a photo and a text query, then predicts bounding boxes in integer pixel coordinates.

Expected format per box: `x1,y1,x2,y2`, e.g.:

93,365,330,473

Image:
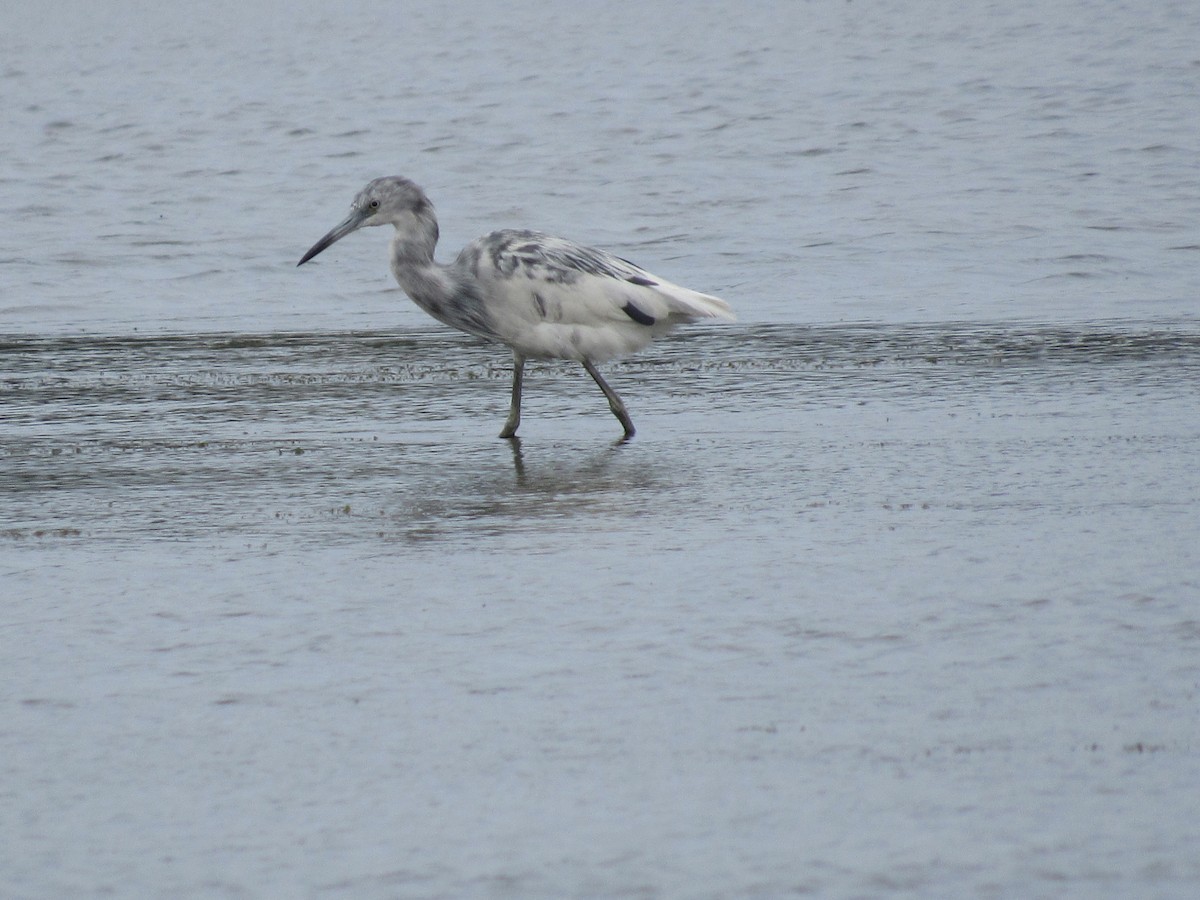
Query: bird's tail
662,284,736,322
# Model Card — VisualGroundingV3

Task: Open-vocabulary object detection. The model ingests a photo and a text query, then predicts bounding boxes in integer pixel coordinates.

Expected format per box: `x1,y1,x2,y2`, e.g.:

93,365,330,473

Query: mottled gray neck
388,205,445,303
388,201,440,267
389,224,494,341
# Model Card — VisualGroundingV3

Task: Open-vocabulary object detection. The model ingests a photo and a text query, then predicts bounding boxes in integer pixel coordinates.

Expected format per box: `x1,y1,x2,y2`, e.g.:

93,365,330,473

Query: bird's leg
499,352,525,439
581,359,635,439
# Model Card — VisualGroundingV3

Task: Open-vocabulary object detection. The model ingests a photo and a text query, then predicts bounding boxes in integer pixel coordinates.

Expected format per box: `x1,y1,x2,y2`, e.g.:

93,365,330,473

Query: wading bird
298,176,734,439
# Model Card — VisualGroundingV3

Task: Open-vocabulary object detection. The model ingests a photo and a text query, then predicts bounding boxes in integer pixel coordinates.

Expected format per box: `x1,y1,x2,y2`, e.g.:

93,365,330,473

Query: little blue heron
297,176,734,439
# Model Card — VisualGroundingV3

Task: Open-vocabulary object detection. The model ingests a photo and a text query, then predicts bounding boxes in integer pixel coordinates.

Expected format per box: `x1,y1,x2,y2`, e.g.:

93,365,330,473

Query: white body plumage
440,229,731,363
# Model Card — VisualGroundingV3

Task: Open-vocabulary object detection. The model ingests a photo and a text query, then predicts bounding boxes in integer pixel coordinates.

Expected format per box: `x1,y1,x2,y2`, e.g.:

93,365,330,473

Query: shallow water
5,321,1199,897
5,322,1198,546
3,0,1200,897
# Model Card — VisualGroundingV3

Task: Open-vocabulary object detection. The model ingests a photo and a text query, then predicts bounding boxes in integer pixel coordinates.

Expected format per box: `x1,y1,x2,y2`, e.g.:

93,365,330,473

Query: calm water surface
2,1,1199,897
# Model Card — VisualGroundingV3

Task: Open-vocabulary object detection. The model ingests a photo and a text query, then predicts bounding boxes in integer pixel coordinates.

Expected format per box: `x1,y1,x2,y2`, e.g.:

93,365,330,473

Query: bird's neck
389,223,441,290
389,234,461,315
388,231,492,339
389,223,437,268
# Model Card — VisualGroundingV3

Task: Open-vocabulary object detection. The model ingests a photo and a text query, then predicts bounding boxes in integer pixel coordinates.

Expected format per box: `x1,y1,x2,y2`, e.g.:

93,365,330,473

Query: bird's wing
458,230,734,330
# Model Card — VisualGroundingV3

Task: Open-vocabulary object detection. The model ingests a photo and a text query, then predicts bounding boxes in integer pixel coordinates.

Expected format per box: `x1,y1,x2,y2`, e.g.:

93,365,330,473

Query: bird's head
298,176,437,266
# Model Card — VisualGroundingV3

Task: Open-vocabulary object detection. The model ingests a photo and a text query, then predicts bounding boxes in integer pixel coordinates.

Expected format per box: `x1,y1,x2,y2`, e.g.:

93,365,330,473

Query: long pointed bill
297,208,370,266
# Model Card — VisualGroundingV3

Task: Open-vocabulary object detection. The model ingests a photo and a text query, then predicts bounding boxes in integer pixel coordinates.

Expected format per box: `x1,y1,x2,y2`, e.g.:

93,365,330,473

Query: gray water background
2,0,1199,897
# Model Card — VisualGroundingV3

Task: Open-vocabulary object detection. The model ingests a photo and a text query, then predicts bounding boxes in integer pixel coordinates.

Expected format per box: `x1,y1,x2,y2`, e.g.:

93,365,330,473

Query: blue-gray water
3,1,1199,898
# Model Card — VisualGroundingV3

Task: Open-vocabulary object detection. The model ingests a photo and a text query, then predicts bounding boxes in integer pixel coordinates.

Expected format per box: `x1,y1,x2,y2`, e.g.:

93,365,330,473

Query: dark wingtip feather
622,301,656,326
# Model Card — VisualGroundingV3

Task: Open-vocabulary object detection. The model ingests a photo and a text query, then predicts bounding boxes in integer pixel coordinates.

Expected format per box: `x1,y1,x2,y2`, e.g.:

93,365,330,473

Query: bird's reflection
386,433,666,543
506,435,527,483
485,433,655,520
504,432,632,486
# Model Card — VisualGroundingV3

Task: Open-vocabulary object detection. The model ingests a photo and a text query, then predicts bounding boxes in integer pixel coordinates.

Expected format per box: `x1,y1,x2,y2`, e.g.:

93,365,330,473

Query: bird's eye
368,199,380,210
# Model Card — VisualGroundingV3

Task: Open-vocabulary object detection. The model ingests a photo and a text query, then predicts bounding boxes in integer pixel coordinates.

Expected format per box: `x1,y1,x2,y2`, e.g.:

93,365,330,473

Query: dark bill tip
297,232,337,266
296,209,367,267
